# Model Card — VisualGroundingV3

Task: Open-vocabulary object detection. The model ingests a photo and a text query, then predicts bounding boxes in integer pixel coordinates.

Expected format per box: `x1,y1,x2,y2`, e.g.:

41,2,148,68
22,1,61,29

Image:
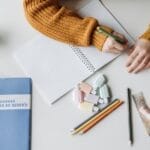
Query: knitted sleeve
24,0,113,50
140,25,150,41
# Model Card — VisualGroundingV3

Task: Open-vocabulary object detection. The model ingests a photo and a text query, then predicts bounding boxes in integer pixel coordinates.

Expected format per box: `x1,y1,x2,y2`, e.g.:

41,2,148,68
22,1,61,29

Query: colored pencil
97,26,126,44
71,99,119,131
79,100,124,134
71,99,121,135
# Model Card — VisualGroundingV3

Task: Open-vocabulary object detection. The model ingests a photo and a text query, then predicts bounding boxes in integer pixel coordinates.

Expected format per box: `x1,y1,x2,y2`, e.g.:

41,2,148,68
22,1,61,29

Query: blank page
14,36,90,105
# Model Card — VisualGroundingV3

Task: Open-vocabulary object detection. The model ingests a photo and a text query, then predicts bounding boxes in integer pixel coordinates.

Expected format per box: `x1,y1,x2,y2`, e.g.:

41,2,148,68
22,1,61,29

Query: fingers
133,57,150,73
144,61,150,69
113,31,128,43
127,53,145,73
126,39,150,73
126,45,134,55
126,49,139,67
102,32,128,54
113,41,125,51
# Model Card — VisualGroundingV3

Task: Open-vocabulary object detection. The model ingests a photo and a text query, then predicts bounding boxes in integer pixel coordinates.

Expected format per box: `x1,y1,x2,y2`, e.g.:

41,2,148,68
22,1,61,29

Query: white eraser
84,94,99,104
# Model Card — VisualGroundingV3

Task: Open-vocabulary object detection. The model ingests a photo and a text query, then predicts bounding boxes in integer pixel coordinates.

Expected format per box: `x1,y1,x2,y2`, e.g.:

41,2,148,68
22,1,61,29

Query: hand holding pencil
97,26,128,54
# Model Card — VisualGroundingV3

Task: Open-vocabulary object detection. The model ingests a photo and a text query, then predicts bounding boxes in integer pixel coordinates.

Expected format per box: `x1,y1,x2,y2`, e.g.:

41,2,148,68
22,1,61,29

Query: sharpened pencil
127,88,134,145
71,99,121,135
71,99,119,131
79,100,124,134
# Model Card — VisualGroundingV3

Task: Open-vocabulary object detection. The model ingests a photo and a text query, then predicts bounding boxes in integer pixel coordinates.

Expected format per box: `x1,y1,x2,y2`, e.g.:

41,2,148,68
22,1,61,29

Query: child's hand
102,31,128,53
126,39,150,73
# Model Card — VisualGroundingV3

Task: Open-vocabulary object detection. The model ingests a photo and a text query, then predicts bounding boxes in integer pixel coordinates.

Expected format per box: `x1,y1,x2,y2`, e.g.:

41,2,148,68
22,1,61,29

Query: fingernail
127,68,133,73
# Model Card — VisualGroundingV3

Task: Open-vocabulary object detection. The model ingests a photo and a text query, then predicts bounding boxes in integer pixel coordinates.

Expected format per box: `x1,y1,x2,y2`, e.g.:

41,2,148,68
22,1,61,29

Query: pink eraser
78,90,84,103
84,94,99,104
73,86,84,104
79,82,92,95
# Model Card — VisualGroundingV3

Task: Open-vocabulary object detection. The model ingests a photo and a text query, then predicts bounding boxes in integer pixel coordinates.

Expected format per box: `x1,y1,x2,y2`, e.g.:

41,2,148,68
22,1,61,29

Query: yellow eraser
78,101,94,112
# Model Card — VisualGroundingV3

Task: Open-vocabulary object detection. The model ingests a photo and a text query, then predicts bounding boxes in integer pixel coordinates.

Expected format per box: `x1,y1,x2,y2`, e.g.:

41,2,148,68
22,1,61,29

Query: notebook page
14,35,90,105
78,0,134,71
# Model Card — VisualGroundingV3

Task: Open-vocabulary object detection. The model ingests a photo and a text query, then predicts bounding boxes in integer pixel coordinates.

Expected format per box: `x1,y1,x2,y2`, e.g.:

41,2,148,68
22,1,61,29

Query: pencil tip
128,141,133,146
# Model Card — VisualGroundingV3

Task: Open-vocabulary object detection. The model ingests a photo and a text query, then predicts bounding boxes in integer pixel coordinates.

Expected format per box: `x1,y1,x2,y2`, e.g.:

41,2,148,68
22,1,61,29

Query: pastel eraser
78,102,94,112
78,90,84,103
99,84,110,98
93,74,106,89
84,94,99,104
79,82,92,94
73,86,84,104
92,105,100,112
98,98,104,104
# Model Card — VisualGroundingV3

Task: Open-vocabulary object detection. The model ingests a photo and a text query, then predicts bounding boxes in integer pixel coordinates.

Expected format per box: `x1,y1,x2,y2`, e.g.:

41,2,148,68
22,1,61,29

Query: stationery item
92,74,106,95
97,26,126,44
78,101,94,112
73,74,112,112
84,94,99,104
71,99,119,133
0,78,32,150
73,86,84,104
79,100,124,134
98,98,104,104
79,82,93,95
132,92,150,136
99,84,110,103
127,88,134,145
92,105,100,112
71,99,123,135
14,0,133,105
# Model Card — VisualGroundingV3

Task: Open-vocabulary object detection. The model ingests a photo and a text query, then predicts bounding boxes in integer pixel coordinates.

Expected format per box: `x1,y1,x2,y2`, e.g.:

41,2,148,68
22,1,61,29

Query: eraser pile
73,74,111,112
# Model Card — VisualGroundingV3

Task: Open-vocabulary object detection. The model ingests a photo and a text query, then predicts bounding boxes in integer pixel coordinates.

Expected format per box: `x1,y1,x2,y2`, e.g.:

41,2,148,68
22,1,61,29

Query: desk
0,0,150,150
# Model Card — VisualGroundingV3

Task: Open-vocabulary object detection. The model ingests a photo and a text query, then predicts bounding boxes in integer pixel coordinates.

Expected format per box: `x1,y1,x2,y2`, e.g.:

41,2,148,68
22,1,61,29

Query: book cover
0,78,32,150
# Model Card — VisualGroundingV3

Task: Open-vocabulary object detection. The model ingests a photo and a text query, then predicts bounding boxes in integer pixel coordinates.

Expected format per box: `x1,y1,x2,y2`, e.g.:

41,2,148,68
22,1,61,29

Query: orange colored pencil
79,101,124,134
71,100,120,135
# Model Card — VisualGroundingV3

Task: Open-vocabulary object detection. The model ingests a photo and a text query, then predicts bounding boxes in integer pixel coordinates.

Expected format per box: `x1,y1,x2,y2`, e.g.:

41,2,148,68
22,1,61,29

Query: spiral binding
70,45,96,73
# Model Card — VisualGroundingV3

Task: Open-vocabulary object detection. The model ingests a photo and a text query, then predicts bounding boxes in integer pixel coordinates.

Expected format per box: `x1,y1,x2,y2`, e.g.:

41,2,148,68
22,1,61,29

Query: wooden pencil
79,100,124,134
71,99,121,135
71,99,119,131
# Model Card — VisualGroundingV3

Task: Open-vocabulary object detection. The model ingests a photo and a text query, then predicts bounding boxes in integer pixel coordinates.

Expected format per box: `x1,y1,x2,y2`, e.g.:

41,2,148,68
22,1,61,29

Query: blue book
0,78,32,150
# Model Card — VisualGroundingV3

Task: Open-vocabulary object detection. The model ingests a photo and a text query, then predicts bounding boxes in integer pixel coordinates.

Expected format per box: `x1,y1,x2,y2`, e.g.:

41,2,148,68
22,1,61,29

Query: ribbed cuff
139,25,150,41
92,25,113,51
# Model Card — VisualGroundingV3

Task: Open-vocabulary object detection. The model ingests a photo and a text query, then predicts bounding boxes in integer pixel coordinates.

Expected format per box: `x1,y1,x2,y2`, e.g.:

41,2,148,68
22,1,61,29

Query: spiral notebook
14,0,133,105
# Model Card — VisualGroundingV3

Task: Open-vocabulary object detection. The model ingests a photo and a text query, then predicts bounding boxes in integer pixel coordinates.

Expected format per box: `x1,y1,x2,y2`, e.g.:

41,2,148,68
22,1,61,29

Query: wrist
92,25,113,50
136,39,150,50
139,25,150,41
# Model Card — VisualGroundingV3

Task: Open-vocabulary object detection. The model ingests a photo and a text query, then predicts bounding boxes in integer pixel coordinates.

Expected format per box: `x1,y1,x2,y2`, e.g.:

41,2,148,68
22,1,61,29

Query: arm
23,0,113,50
140,25,150,41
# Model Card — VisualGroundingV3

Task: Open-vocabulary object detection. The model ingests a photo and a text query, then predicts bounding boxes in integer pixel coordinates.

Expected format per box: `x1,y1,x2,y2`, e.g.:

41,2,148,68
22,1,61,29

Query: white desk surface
0,0,150,150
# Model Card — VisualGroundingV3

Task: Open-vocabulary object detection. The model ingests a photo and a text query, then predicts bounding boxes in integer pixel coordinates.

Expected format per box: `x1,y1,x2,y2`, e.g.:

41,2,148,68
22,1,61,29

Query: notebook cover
0,78,32,150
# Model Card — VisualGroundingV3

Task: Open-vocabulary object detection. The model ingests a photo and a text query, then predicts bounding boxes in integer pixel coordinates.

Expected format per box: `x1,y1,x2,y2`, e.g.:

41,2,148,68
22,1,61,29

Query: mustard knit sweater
23,0,150,50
